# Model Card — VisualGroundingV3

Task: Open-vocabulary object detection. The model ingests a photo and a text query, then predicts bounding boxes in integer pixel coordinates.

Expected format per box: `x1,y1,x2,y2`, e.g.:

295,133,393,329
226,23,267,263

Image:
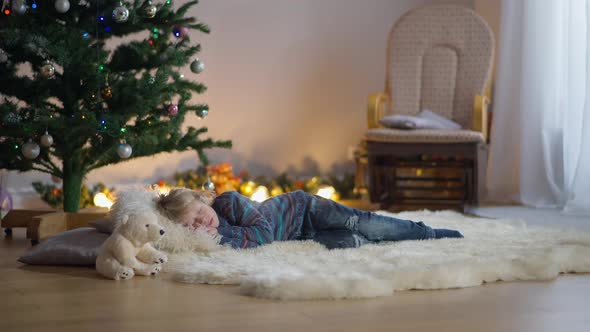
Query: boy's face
180,199,220,234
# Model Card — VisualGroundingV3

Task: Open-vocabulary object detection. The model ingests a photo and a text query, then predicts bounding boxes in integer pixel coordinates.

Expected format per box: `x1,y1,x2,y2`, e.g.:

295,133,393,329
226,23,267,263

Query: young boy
157,188,463,250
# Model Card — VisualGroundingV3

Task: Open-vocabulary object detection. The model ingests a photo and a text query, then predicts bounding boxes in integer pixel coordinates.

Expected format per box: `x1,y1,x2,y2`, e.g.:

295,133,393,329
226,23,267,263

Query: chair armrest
473,95,490,141
367,93,390,129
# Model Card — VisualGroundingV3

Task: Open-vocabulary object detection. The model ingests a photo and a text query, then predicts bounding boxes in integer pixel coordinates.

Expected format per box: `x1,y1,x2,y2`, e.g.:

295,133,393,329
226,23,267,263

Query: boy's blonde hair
156,187,215,221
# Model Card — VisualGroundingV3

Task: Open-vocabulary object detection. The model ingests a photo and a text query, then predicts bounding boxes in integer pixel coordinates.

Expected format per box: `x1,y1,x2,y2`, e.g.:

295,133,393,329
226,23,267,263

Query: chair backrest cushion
386,5,494,128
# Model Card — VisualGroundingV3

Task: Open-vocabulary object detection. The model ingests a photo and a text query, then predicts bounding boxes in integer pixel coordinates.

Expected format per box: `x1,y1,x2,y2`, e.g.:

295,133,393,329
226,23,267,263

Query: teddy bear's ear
120,214,130,224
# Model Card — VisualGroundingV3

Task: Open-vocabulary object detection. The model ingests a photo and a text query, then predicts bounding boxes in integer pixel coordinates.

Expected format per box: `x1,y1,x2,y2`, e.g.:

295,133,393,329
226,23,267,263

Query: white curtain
487,0,590,216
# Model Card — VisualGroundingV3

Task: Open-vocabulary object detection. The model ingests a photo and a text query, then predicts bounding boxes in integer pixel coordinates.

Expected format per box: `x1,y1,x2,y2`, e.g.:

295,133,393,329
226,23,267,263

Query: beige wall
5,0,475,207
475,0,501,45
475,0,501,76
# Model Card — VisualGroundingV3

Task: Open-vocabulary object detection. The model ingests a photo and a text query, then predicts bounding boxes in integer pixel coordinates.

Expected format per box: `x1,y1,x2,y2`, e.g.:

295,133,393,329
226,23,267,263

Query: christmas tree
0,0,231,212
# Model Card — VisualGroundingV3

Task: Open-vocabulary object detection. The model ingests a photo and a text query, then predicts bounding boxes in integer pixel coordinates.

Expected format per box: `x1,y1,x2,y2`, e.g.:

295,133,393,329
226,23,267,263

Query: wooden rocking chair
361,4,494,212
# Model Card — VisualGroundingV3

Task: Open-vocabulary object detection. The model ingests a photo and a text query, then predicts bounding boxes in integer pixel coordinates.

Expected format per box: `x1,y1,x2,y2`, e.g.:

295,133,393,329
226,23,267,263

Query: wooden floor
1,228,590,332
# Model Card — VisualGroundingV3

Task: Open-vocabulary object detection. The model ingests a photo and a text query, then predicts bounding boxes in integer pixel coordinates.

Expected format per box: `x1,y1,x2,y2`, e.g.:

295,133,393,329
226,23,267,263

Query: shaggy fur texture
163,210,590,300
108,186,160,227
155,215,222,253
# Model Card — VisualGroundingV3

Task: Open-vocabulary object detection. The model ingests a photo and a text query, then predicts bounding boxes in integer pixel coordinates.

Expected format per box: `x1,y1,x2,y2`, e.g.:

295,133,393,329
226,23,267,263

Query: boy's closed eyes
180,199,219,235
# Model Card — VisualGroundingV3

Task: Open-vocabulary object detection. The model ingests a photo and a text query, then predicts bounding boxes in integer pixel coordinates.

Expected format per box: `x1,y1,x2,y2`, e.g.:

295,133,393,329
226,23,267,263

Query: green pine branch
0,0,231,212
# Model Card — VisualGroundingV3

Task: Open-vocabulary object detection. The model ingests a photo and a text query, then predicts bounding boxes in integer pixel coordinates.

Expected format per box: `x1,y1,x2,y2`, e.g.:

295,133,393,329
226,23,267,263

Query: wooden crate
1,209,56,236
2,208,108,245
367,142,478,212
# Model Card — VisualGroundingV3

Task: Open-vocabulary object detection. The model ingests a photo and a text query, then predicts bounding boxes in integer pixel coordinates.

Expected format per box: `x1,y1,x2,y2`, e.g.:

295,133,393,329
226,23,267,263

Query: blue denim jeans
303,195,438,249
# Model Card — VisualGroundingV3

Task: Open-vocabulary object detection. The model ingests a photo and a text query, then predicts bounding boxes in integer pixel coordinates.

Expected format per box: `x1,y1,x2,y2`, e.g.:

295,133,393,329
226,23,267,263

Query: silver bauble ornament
143,1,157,18
202,177,215,191
40,131,54,147
0,49,8,63
117,140,132,158
4,112,21,124
196,107,209,119
190,59,205,74
13,0,27,15
40,61,55,79
54,0,70,13
112,4,130,23
22,141,40,159
158,53,169,63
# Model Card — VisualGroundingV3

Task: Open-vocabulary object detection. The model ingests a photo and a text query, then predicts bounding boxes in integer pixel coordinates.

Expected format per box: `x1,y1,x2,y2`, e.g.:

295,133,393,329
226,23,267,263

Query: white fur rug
163,210,590,300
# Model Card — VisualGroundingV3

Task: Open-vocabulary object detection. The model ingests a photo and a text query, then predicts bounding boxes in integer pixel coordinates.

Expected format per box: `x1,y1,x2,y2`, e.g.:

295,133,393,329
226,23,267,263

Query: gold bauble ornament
239,181,256,197
270,186,284,197
40,61,55,79
142,0,157,18
101,85,113,99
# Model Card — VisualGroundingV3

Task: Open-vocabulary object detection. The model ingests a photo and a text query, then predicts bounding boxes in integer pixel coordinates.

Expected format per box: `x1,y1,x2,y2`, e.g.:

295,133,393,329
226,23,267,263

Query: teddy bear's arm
114,242,162,276
137,244,168,265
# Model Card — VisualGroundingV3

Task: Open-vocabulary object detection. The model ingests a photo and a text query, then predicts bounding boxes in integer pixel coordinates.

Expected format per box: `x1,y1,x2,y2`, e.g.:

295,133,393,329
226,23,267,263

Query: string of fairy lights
1,0,207,161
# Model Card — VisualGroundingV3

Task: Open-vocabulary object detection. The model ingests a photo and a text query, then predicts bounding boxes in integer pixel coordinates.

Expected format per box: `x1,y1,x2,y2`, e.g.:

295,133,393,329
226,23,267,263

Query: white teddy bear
96,210,168,280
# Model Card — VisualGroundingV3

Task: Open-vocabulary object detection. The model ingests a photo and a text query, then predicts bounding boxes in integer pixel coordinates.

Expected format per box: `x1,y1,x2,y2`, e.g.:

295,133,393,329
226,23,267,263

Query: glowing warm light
270,186,284,197
155,185,171,195
93,193,113,208
316,186,336,200
250,186,269,202
306,176,320,188
240,181,256,197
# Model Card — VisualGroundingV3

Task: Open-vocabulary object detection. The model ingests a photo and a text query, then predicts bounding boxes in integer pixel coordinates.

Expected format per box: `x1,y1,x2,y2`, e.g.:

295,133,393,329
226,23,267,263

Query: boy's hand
193,224,218,236
205,227,218,236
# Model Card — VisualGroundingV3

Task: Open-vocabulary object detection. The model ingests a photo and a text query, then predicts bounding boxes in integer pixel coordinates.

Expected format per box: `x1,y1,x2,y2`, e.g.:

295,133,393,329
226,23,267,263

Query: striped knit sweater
212,190,311,249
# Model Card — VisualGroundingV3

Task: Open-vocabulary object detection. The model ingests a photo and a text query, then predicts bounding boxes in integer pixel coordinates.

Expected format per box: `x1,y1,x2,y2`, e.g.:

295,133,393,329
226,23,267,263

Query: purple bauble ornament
167,104,179,116
0,188,13,218
172,26,189,38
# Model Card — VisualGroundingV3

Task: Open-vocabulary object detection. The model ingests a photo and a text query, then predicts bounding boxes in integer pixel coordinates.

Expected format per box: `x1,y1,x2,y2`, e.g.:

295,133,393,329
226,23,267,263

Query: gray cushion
365,128,485,143
379,115,419,129
18,227,109,266
89,217,117,234
379,110,462,130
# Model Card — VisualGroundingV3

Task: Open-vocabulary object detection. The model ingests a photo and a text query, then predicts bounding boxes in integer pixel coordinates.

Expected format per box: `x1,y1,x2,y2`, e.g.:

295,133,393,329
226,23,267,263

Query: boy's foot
434,228,464,239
